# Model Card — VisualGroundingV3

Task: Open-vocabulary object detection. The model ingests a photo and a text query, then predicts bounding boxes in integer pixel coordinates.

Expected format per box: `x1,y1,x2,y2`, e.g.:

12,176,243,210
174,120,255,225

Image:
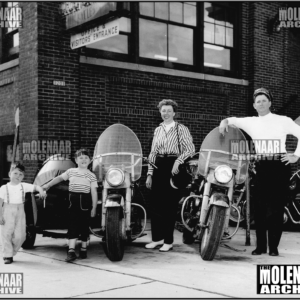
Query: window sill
0,59,19,72
80,56,249,86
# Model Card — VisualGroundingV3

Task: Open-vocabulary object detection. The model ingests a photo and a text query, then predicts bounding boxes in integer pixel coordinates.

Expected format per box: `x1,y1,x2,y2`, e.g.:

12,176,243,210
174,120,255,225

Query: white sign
70,19,119,50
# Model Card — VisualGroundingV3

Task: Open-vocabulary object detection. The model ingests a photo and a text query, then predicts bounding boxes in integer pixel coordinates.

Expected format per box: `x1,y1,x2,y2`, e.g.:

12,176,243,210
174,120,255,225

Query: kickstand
220,243,246,252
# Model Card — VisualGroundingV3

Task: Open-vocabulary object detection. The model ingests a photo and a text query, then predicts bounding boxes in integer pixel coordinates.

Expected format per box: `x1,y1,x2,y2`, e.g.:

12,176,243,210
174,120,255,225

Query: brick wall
1,1,300,184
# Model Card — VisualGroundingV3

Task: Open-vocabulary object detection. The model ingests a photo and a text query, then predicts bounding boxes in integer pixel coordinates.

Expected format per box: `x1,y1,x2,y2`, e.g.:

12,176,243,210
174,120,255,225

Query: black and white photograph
0,1,300,298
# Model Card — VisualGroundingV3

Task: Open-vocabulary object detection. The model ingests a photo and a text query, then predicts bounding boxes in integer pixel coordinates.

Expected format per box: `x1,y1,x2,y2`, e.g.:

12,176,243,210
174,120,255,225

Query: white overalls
0,184,26,258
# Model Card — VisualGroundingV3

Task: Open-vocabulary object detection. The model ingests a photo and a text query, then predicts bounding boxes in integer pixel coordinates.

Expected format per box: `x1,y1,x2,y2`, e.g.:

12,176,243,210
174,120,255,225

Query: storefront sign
70,19,119,50
64,2,117,29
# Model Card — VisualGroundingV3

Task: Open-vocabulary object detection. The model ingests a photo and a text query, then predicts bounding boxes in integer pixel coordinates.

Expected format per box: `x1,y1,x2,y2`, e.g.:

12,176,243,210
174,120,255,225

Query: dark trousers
67,192,92,241
253,158,290,252
150,156,182,244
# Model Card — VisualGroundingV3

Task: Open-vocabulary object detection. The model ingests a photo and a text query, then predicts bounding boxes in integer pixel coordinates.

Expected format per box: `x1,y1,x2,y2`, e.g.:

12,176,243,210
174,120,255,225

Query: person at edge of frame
43,149,98,262
219,87,300,256
145,99,195,252
0,163,46,264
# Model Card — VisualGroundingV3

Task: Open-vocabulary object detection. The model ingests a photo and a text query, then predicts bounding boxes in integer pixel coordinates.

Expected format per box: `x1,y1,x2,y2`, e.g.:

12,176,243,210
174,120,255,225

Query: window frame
81,2,242,78
0,2,20,64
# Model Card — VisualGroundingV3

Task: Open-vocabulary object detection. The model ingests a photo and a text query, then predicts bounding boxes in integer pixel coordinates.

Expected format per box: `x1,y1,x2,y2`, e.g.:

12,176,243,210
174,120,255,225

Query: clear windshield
198,125,249,184
92,124,143,182
33,155,75,186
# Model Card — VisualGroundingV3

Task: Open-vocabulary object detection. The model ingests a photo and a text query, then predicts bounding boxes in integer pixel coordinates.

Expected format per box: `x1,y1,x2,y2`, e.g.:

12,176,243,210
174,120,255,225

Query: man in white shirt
219,88,300,256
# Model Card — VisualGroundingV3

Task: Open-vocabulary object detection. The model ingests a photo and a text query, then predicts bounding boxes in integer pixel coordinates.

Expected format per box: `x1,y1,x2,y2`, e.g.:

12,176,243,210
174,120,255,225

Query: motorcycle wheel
182,228,195,244
105,207,125,261
199,205,226,261
22,225,36,249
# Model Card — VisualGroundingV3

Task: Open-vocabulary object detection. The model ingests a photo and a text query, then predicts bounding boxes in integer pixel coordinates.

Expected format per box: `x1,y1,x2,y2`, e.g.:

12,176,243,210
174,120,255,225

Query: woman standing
219,88,300,256
146,99,195,252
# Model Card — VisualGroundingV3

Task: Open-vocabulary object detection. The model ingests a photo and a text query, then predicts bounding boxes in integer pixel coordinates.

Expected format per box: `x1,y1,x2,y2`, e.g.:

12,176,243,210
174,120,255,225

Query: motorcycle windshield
92,124,143,182
33,154,75,186
198,125,249,184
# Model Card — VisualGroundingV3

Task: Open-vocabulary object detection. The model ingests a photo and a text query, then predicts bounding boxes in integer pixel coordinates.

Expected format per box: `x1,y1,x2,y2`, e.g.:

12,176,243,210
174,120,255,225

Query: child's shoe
65,249,77,262
79,248,87,259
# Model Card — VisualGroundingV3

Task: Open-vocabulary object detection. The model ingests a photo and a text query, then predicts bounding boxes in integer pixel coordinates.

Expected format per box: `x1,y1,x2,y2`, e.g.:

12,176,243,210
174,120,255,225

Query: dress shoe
145,240,164,249
269,249,279,256
159,244,173,252
252,249,267,255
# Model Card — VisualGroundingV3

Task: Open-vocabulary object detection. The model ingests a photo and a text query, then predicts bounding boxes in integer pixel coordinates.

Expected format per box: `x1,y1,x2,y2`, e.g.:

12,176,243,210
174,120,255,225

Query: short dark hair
74,148,91,159
11,163,25,173
157,99,178,112
253,87,273,102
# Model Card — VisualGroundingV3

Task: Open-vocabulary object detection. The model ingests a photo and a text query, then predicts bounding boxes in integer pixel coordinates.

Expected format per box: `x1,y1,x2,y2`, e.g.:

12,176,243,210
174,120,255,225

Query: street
1,223,300,298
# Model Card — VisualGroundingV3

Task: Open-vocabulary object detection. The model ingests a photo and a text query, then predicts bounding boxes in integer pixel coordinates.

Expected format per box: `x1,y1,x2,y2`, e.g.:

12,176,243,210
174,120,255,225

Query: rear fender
210,193,229,208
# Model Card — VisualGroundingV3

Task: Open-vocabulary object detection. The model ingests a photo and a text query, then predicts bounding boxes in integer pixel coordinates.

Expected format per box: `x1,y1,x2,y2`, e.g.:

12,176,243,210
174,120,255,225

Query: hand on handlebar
219,120,229,136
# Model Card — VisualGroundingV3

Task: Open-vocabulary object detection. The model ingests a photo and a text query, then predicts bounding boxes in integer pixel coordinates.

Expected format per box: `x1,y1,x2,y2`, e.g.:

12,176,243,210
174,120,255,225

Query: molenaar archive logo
0,5,22,28
0,273,23,294
257,265,300,294
279,7,300,28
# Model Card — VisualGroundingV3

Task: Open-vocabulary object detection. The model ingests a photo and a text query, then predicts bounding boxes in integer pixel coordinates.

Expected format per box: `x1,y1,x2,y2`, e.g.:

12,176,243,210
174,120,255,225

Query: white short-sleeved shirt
60,168,98,193
0,182,34,204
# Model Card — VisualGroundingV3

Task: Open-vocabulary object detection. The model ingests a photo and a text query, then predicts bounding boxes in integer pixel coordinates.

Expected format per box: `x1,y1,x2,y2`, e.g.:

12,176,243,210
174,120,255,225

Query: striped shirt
148,122,195,175
60,168,98,193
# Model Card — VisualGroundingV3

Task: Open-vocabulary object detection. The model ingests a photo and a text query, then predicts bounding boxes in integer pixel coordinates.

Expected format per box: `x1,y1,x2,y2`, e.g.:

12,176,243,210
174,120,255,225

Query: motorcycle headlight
214,165,233,184
106,168,125,187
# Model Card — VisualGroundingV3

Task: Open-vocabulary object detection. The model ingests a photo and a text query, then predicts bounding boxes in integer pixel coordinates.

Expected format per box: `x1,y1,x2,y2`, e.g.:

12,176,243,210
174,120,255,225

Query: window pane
204,2,214,23
170,2,182,23
86,35,128,54
155,2,168,20
184,2,196,26
139,19,167,60
204,23,214,43
204,44,230,70
13,32,19,47
215,25,225,45
226,27,233,47
140,2,154,17
169,25,193,65
119,17,131,33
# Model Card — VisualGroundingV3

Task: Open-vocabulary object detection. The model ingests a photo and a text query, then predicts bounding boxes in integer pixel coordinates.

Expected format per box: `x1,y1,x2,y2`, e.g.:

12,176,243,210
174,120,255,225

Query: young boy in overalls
43,149,98,262
0,163,45,264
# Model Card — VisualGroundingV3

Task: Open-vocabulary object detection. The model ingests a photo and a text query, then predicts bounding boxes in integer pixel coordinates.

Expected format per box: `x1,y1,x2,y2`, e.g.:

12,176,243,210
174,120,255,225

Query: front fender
105,194,124,208
210,193,229,208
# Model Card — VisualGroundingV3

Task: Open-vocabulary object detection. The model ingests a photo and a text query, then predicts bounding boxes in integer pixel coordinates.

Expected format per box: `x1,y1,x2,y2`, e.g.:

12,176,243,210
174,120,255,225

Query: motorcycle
284,169,300,226
180,125,249,260
92,123,156,261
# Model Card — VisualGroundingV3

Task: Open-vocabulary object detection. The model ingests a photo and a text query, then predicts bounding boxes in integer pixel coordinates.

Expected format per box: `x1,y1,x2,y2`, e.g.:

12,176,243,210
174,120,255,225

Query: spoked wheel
130,203,147,241
229,204,244,224
105,207,125,261
199,205,227,261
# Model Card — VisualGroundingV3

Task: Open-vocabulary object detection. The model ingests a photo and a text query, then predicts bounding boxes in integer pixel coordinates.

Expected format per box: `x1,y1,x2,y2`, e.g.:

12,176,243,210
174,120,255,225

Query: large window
82,2,240,77
0,2,20,64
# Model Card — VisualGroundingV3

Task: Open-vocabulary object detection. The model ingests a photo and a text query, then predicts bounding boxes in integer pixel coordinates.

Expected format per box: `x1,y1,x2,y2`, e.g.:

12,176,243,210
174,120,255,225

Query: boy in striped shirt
43,149,98,262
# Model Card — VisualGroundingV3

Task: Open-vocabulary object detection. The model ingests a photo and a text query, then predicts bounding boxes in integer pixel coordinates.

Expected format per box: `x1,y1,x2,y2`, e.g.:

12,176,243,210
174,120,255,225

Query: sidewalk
0,223,300,298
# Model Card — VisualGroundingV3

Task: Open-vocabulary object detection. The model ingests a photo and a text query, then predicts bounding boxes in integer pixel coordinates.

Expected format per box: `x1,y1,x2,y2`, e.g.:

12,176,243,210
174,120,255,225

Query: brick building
0,1,299,193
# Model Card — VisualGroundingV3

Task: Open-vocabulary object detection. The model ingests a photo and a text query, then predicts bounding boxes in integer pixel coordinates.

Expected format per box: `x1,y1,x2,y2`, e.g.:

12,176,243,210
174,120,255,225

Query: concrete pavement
1,224,300,298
